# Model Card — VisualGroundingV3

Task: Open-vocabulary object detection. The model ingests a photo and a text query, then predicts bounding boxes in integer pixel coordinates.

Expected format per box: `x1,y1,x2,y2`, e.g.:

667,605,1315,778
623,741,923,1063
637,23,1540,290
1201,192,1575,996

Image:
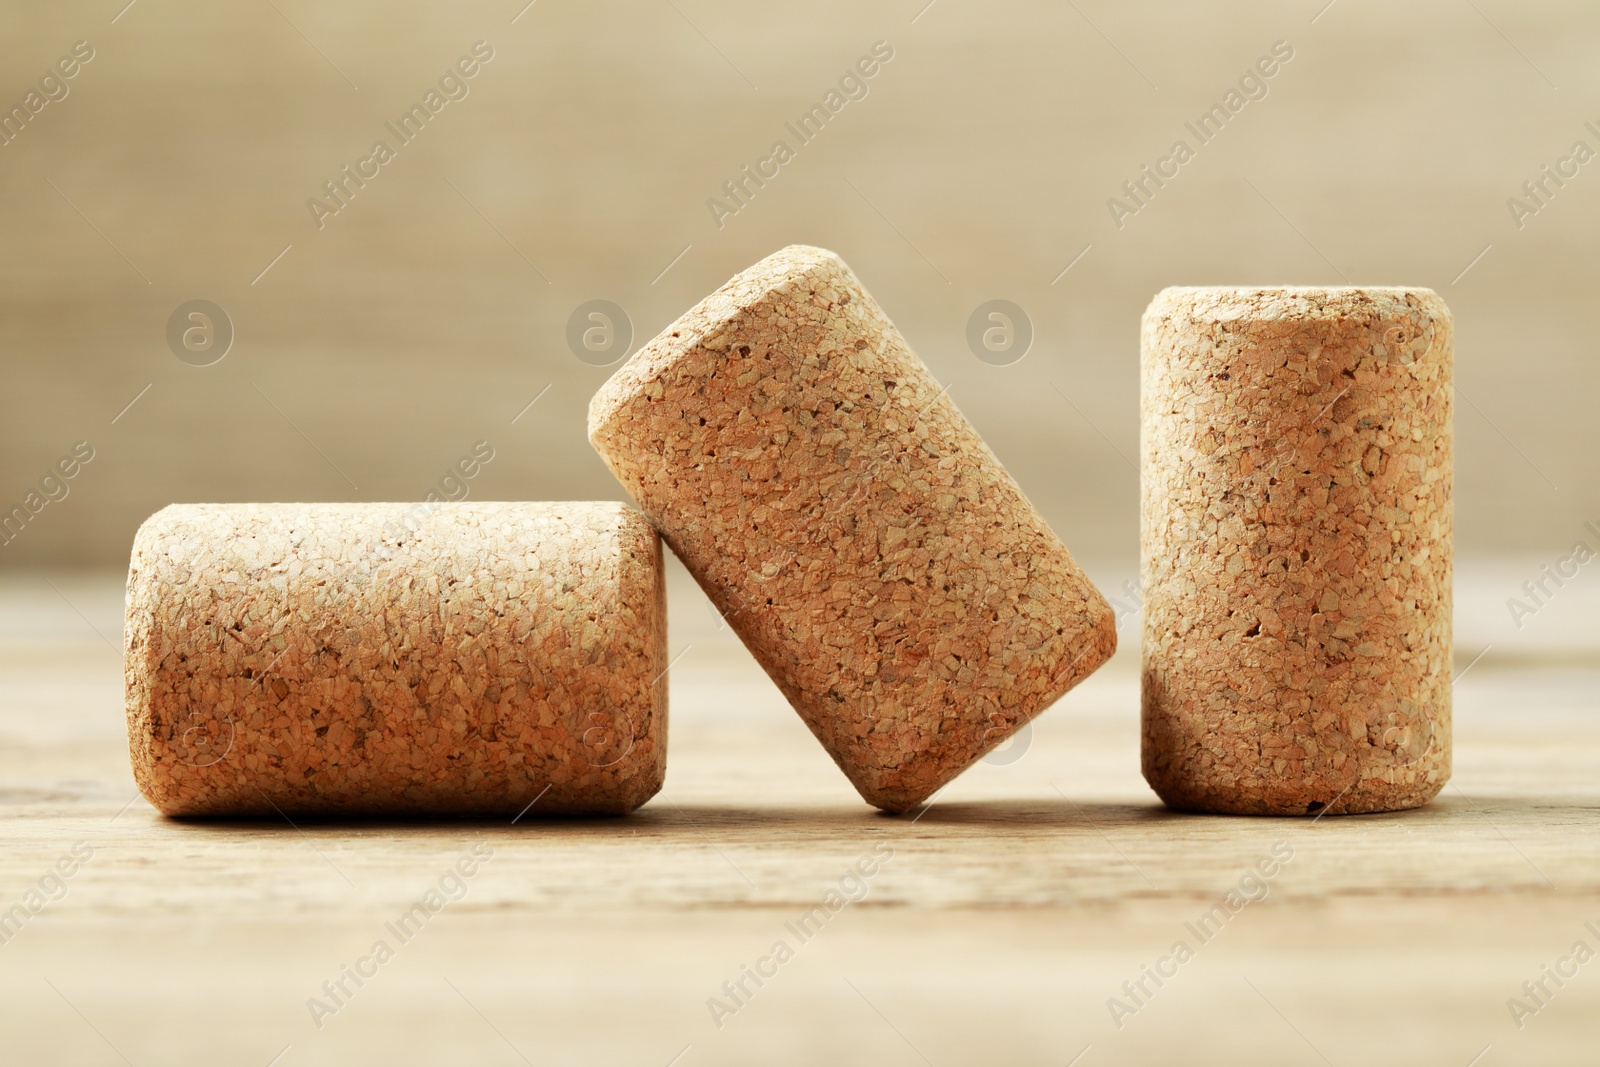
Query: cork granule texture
1141,287,1452,816
125,502,666,817
589,244,1116,813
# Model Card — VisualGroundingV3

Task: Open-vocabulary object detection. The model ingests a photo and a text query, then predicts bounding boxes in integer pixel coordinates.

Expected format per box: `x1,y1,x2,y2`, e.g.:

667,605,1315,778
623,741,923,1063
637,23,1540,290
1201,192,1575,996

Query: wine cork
124,502,666,817
1140,287,1452,816
588,245,1116,812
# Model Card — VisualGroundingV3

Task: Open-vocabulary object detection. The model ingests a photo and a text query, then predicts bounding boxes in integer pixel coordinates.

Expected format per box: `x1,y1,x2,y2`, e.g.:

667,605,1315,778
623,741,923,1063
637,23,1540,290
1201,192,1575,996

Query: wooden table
2,565,1596,1066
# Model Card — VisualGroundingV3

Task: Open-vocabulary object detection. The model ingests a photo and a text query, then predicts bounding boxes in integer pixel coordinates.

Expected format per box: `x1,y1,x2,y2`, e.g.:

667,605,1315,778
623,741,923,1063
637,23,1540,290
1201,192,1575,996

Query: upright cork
589,245,1116,812
1141,287,1452,816
125,502,666,817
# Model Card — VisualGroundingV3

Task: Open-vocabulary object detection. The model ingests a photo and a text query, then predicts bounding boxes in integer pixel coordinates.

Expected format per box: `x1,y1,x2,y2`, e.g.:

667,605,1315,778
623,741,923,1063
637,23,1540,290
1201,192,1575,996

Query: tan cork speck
589,244,1116,812
124,501,666,817
1140,286,1452,816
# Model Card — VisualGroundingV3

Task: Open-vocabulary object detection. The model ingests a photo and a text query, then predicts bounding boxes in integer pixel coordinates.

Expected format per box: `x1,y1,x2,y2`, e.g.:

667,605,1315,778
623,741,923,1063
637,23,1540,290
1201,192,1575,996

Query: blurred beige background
0,0,1594,571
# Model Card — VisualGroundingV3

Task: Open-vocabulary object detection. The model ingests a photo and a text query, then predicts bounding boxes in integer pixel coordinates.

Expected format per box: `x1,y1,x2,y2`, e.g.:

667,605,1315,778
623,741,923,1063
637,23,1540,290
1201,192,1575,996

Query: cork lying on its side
589,244,1116,813
1141,287,1452,816
125,502,666,817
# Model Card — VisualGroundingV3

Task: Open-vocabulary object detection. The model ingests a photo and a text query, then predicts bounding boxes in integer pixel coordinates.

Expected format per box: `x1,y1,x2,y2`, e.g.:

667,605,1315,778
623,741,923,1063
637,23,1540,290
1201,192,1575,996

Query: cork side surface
124,501,665,817
589,244,1115,812
1140,286,1452,815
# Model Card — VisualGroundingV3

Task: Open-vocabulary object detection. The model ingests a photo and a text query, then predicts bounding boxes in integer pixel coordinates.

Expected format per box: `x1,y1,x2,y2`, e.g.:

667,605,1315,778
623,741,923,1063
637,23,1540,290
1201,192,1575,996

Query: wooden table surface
2,562,1596,1066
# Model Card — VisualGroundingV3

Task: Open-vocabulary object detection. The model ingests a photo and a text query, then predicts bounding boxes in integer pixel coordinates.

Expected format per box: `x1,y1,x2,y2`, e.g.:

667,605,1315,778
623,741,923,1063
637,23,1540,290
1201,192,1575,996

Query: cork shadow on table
99,796,1598,858
110,796,1116,827
128,798,1195,835
868,796,1467,828
96,797,1597,906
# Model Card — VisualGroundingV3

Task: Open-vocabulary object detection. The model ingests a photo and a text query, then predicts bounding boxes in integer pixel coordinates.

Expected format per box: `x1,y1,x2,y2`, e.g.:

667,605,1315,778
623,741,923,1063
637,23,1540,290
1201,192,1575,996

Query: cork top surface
588,245,844,435
1146,286,1448,329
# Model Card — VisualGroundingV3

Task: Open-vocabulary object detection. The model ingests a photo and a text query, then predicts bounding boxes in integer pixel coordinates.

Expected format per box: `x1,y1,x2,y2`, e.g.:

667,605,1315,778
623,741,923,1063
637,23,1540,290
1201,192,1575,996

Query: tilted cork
589,245,1116,812
125,502,666,816
1141,287,1452,815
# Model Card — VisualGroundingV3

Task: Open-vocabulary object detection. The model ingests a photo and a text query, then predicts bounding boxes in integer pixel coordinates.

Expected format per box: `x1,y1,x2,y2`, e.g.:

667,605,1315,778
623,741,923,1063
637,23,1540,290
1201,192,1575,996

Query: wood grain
1,566,1597,1065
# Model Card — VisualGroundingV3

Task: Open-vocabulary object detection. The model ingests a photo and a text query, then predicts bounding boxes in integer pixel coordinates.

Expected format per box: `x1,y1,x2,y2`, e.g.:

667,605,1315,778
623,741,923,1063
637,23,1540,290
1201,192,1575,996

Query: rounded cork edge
125,505,184,814
605,506,669,813
587,244,851,442
1145,285,1451,326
